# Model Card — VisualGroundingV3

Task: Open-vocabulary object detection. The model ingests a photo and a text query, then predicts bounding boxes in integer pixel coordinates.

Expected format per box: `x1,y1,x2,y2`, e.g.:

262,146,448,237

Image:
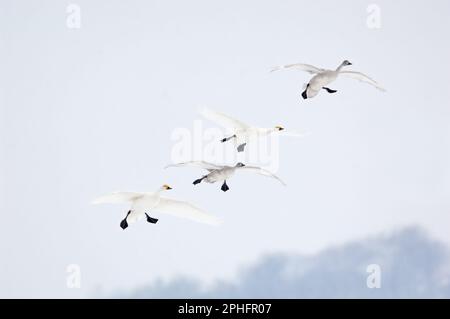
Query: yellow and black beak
163,184,173,190
275,126,285,131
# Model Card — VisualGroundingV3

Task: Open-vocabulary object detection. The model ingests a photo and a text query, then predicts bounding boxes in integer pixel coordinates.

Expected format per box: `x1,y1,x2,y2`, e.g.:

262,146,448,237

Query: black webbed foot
221,181,230,192
193,177,204,185
120,219,128,230
120,210,131,230
221,135,236,143
301,84,309,99
237,143,247,152
145,213,158,224
301,90,308,99
323,87,337,94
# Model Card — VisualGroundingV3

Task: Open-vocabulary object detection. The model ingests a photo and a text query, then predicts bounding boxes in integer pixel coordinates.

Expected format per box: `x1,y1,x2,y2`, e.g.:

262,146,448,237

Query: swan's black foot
145,213,158,224
120,219,128,230
221,135,236,143
323,87,337,94
193,177,204,185
301,90,308,99
221,181,230,192
237,143,247,152
120,210,131,230
302,84,309,99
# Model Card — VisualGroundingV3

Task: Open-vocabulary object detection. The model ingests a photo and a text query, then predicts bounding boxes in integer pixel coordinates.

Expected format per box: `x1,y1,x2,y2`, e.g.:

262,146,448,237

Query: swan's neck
257,127,274,134
336,63,346,72
259,128,272,134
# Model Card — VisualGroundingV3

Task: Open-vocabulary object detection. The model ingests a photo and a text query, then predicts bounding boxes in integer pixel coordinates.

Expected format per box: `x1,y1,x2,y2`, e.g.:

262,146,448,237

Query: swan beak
275,126,285,131
348,62,352,65
163,184,172,190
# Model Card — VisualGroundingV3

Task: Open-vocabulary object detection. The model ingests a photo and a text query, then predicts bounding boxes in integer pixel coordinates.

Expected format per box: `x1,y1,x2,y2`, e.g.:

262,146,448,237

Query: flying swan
92,184,221,229
199,107,308,152
271,60,385,99
165,161,286,192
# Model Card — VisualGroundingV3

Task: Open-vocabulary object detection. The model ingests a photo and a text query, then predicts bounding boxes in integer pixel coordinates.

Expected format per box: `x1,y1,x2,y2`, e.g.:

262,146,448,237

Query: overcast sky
1,0,450,298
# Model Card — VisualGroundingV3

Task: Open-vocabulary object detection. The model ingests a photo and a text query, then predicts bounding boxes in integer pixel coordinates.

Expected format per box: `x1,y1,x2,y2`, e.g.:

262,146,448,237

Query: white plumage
199,107,308,152
271,60,385,99
92,184,221,229
166,161,286,192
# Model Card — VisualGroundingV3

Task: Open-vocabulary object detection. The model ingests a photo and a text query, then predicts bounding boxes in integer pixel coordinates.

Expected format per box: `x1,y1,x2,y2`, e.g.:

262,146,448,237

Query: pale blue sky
1,0,450,298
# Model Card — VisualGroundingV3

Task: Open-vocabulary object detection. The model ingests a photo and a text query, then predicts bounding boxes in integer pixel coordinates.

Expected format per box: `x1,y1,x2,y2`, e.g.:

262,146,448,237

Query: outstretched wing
165,161,223,171
270,63,325,74
339,71,386,91
156,198,222,225
92,192,143,204
199,107,249,132
239,166,287,186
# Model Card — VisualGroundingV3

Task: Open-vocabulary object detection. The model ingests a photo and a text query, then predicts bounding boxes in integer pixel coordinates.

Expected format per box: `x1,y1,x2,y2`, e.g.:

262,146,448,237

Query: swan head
161,184,173,191
274,125,285,131
235,162,246,168
342,60,352,66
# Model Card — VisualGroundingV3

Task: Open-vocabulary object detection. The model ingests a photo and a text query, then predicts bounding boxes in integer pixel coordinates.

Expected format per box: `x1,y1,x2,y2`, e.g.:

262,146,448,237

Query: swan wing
239,166,287,186
156,198,222,225
270,63,325,74
165,161,223,171
92,192,143,204
339,71,386,91
199,107,249,131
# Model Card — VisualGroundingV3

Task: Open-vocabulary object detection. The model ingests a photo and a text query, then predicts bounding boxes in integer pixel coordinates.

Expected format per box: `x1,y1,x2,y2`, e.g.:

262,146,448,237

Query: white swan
165,161,286,192
199,107,308,152
92,184,221,229
271,60,385,99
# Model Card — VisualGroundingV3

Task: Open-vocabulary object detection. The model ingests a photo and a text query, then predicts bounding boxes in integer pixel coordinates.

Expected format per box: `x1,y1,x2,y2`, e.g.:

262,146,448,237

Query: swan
92,184,221,229
165,161,286,192
271,60,385,99
199,107,308,152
